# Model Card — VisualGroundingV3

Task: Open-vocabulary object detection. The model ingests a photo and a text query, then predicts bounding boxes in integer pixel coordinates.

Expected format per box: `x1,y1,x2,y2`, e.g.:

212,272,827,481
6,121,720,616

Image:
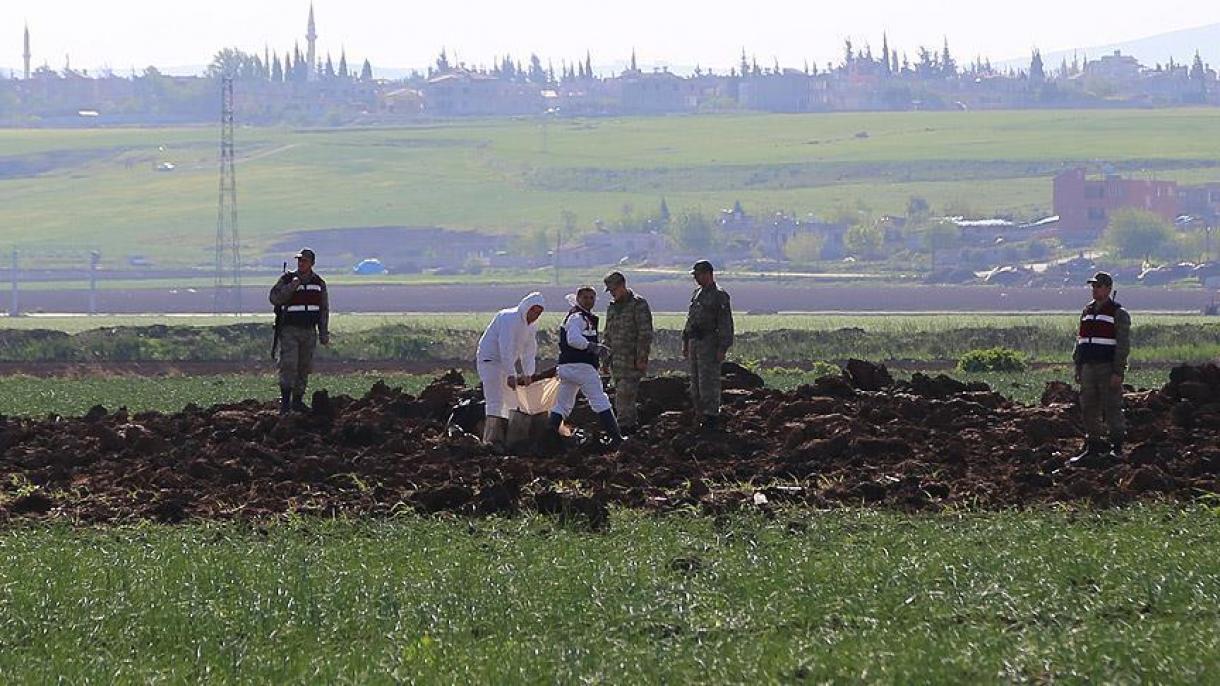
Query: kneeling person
549,287,623,444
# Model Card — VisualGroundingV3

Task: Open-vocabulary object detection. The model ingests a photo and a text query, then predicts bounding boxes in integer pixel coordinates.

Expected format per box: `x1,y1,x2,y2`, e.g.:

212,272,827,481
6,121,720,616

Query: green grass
5,109,1220,266
3,314,1217,370
2,508,1220,683
0,373,434,417
4,311,1215,334
0,365,1168,417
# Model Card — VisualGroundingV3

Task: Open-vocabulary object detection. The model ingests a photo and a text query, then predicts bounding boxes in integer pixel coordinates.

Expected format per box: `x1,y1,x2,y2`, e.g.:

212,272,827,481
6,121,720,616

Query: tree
271,55,283,83
670,212,714,252
338,50,348,79
881,33,891,75
844,221,884,259
940,38,957,76
916,46,937,77
436,48,450,75
207,48,260,80
585,51,593,79
324,54,335,79
360,59,373,81
783,233,825,264
1030,48,1045,82
1191,50,1207,95
659,197,671,224
923,221,961,270
1106,208,1173,260
528,54,546,83
906,195,930,220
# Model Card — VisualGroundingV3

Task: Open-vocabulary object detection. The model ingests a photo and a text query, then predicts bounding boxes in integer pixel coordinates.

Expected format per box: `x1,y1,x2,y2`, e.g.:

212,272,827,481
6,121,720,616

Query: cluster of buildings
1053,167,1220,233
402,47,1220,117
5,8,1220,124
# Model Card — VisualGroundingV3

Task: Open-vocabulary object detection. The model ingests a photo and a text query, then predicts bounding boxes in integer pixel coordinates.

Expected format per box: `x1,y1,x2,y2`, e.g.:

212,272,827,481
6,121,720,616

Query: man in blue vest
548,286,623,446
269,248,330,414
1066,271,1131,467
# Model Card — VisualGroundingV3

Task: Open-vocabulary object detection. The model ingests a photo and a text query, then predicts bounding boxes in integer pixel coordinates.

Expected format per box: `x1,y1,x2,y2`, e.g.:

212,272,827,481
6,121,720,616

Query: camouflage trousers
611,368,643,429
278,325,317,394
687,339,721,417
1079,362,1125,441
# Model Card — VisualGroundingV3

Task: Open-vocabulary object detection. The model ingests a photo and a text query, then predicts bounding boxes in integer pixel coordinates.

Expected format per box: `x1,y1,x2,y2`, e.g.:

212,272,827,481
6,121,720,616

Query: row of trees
206,48,373,82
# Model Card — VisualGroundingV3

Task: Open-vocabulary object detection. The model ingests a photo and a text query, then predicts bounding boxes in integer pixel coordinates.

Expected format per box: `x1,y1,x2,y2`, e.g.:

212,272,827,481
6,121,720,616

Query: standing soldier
1067,271,1131,467
269,248,330,414
601,271,654,433
548,287,623,445
682,260,734,430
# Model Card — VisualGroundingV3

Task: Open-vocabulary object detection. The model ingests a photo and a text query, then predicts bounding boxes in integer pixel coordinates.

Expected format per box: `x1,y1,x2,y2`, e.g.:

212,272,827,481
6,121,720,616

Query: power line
213,76,242,315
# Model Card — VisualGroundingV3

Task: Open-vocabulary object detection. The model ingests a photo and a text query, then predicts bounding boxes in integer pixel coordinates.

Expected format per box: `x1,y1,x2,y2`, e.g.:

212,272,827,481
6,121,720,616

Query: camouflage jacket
683,284,733,351
603,290,654,372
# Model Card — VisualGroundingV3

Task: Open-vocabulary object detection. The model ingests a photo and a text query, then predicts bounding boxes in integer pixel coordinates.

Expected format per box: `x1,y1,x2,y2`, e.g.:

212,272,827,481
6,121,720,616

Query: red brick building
1053,168,1180,231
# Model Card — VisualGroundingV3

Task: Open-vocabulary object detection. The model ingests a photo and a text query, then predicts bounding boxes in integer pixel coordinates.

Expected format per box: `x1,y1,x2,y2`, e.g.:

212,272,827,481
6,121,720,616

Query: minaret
23,23,31,80
305,4,318,81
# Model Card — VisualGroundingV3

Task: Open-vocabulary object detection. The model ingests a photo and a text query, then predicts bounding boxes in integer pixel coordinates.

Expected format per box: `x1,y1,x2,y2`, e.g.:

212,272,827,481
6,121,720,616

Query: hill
3,109,1220,268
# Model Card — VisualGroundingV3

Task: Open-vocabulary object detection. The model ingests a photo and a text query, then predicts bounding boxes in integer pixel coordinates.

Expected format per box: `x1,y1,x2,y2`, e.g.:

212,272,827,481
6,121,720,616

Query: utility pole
88,250,100,315
9,248,18,317
213,76,241,315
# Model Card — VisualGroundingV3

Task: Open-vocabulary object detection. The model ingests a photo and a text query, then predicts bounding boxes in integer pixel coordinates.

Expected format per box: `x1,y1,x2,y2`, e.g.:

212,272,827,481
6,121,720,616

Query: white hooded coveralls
476,292,545,419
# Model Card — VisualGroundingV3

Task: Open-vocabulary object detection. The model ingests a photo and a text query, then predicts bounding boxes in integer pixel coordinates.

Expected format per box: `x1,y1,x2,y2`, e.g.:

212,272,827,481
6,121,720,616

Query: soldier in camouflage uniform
682,260,734,430
601,271,654,432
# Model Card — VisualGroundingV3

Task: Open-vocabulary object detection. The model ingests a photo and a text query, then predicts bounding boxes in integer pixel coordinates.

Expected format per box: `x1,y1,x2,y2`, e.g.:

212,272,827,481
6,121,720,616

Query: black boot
291,391,309,413
548,412,564,433
1066,438,1107,468
597,409,624,447
279,387,292,415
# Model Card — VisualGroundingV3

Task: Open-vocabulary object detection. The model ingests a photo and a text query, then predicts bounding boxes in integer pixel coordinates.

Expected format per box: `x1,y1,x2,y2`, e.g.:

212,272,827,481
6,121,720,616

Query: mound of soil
2,364,1218,523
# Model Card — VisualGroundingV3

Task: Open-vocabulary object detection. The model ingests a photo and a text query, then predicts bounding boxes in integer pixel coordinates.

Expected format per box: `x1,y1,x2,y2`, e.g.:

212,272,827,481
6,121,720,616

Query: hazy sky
4,0,1218,73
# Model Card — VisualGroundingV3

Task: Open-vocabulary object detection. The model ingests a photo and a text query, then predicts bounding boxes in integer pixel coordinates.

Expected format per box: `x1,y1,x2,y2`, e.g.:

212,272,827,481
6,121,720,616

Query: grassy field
3,313,1218,368
0,366,1171,417
0,372,434,417
4,311,1216,333
2,508,1219,682
5,109,1220,266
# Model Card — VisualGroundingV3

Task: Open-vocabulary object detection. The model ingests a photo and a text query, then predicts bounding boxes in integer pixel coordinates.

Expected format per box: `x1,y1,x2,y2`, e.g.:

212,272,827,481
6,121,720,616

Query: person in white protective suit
476,291,546,447
548,287,624,445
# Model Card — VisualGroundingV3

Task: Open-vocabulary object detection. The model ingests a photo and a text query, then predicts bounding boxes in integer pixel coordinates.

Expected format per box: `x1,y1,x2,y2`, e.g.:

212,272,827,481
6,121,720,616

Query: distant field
3,311,1214,333
4,109,1220,267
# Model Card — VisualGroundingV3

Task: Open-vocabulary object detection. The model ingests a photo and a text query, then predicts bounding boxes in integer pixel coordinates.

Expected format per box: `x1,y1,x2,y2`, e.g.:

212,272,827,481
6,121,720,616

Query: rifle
271,261,287,360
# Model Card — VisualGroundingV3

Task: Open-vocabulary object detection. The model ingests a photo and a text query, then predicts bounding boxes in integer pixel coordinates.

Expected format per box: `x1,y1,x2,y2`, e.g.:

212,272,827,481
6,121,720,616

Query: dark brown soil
2,362,1218,524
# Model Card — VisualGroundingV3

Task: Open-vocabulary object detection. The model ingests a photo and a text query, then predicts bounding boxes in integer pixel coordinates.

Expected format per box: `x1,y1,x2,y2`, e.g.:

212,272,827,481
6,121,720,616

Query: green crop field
3,313,1217,367
0,366,1173,417
4,311,1215,334
3,508,1220,683
4,109,1220,266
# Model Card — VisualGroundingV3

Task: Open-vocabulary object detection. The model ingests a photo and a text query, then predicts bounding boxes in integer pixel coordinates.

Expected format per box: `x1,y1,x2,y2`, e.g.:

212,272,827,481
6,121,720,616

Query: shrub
957,347,1028,373
809,360,841,378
